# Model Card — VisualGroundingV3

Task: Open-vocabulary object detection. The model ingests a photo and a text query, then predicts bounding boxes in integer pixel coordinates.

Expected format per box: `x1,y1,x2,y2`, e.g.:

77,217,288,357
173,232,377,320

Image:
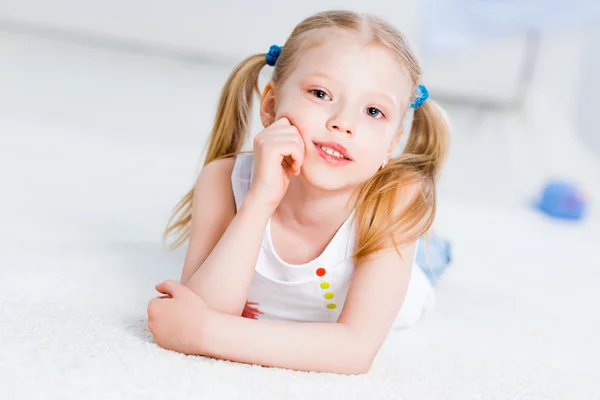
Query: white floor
1,30,599,399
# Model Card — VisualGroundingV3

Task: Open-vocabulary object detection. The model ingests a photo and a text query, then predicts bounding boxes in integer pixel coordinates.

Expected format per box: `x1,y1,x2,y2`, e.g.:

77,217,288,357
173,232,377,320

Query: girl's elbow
314,344,374,374
343,362,371,375
339,356,374,375
331,326,380,374
339,344,377,375
357,351,377,374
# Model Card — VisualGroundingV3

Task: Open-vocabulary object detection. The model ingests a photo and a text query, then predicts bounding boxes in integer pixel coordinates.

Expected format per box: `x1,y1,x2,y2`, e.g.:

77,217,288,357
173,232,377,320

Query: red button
316,268,326,277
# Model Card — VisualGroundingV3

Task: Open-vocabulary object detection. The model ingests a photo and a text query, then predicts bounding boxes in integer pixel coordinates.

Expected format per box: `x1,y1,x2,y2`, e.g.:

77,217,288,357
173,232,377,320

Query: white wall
422,36,529,104
577,28,600,158
0,0,536,105
0,0,420,62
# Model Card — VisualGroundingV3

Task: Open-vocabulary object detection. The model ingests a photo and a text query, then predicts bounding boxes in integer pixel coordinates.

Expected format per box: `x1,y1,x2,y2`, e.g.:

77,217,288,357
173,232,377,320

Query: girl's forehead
289,33,411,102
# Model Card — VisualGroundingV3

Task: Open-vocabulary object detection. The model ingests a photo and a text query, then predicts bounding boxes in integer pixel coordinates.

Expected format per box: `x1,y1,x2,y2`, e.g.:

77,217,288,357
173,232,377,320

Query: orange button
316,268,326,277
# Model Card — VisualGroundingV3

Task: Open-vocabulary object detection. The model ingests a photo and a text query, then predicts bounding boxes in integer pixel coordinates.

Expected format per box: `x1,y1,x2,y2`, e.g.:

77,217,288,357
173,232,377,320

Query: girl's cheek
279,108,310,135
280,100,328,141
293,121,311,145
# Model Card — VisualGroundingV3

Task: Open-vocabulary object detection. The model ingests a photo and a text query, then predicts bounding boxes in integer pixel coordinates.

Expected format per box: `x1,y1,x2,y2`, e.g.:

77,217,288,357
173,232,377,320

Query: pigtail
353,99,450,260
402,99,449,180
163,54,267,249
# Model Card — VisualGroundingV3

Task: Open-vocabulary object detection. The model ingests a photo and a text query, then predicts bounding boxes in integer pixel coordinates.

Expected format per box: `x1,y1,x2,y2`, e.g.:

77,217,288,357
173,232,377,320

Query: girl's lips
313,142,353,166
313,141,352,160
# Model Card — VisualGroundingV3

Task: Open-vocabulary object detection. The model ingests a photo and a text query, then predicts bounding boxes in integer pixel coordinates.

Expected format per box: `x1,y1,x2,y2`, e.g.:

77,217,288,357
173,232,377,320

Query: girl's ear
260,81,277,128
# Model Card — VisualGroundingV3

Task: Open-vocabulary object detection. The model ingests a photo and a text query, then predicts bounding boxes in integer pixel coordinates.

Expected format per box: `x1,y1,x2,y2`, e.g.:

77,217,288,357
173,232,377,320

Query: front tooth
323,146,343,158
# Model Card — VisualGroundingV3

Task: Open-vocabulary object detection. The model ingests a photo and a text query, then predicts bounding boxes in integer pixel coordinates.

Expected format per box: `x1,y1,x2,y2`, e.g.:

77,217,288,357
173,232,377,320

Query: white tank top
231,153,435,327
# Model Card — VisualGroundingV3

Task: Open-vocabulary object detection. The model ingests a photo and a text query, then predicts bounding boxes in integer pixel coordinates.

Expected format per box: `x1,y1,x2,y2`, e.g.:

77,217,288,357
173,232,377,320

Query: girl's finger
271,132,304,155
268,116,291,128
291,135,305,174
277,133,304,175
155,280,181,297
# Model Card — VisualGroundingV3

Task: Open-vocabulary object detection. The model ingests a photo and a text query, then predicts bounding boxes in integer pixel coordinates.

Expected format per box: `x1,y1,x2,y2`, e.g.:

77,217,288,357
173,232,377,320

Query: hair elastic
266,45,282,66
411,84,429,109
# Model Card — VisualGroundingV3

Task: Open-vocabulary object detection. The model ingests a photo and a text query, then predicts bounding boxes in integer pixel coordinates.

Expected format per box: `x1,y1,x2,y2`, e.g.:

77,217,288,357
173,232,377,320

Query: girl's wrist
242,190,278,218
195,308,222,357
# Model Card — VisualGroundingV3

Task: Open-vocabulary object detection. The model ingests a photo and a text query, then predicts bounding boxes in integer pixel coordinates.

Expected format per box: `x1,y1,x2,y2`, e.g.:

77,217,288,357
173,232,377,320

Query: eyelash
309,89,386,119
310,89,331,101
365,107,385,119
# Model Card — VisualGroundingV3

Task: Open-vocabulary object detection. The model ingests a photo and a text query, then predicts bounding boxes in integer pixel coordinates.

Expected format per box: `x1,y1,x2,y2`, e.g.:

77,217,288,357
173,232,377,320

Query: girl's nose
326,111,356,137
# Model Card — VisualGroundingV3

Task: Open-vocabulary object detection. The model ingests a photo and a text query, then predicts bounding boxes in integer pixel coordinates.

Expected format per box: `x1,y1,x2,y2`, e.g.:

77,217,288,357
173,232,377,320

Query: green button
320,282,330,289
324,292,335,300
326,303,337,309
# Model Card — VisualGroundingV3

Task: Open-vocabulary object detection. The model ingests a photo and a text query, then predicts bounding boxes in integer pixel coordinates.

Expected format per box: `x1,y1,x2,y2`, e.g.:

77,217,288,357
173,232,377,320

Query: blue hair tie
411,84,429,109
266,45,282,66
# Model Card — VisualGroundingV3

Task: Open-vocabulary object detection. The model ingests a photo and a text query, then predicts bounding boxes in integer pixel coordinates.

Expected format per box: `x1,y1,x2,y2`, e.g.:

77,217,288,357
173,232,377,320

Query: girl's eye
311,89,331,101
366,107,385,119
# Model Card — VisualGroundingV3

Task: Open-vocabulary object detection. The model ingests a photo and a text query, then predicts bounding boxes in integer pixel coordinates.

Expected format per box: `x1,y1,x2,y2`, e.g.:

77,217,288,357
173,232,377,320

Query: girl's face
265,31,412,192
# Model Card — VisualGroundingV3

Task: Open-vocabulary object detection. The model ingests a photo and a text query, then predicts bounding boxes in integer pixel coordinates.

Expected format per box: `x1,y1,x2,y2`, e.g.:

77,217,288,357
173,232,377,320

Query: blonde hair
164,10,450,260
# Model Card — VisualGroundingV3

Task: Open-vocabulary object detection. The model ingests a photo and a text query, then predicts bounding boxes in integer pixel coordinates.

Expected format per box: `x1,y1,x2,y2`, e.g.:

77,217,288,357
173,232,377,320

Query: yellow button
324,292,335,300
327,303,337,309
320,282,330,289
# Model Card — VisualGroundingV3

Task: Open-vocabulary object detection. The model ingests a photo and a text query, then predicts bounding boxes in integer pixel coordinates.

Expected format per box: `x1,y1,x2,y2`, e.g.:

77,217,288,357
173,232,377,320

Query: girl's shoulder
197,156,237,186
192,156,237,207
195,153,253,213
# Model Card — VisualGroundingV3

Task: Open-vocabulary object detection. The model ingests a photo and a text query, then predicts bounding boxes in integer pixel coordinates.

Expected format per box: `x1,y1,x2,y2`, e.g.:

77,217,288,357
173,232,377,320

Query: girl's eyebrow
303,71,338,84
364,91,397,110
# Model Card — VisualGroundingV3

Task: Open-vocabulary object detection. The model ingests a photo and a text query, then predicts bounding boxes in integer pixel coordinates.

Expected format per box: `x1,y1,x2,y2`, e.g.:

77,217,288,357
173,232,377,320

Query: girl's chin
296,163,361,192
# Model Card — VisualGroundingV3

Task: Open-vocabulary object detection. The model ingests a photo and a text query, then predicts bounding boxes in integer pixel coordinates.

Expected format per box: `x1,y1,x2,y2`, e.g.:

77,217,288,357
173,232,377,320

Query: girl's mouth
313,141,353,165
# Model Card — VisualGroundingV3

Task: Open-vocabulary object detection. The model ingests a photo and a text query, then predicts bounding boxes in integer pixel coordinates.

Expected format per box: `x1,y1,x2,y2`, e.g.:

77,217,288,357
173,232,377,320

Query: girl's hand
247,117,305,208
147,280,210,355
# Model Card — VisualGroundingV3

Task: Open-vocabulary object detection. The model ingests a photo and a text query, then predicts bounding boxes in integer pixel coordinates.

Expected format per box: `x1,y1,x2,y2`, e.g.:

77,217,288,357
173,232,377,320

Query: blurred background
1,1,599,398
1,0,599,239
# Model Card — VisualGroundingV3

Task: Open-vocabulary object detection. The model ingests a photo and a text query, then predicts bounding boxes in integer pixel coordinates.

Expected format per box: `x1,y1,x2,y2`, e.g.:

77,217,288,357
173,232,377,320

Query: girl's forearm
183,196,273,315
199,311,375,375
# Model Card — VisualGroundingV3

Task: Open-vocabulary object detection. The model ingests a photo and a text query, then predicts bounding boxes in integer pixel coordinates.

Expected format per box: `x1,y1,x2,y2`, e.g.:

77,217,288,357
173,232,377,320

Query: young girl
147,10,450,374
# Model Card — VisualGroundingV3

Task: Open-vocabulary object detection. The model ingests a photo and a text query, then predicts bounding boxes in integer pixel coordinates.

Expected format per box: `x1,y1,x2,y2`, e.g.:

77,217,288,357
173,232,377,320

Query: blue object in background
417,235,452,285
535,181,586,221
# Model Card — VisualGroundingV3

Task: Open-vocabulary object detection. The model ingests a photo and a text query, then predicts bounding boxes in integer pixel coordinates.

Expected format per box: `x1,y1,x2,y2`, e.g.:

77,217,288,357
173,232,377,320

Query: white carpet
1,30,599,399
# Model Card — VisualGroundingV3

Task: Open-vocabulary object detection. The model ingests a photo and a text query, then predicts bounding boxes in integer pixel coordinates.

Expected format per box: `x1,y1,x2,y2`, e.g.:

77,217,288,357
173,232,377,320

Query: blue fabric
411,84,429,109
416,235,452,285
265,45,282,66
